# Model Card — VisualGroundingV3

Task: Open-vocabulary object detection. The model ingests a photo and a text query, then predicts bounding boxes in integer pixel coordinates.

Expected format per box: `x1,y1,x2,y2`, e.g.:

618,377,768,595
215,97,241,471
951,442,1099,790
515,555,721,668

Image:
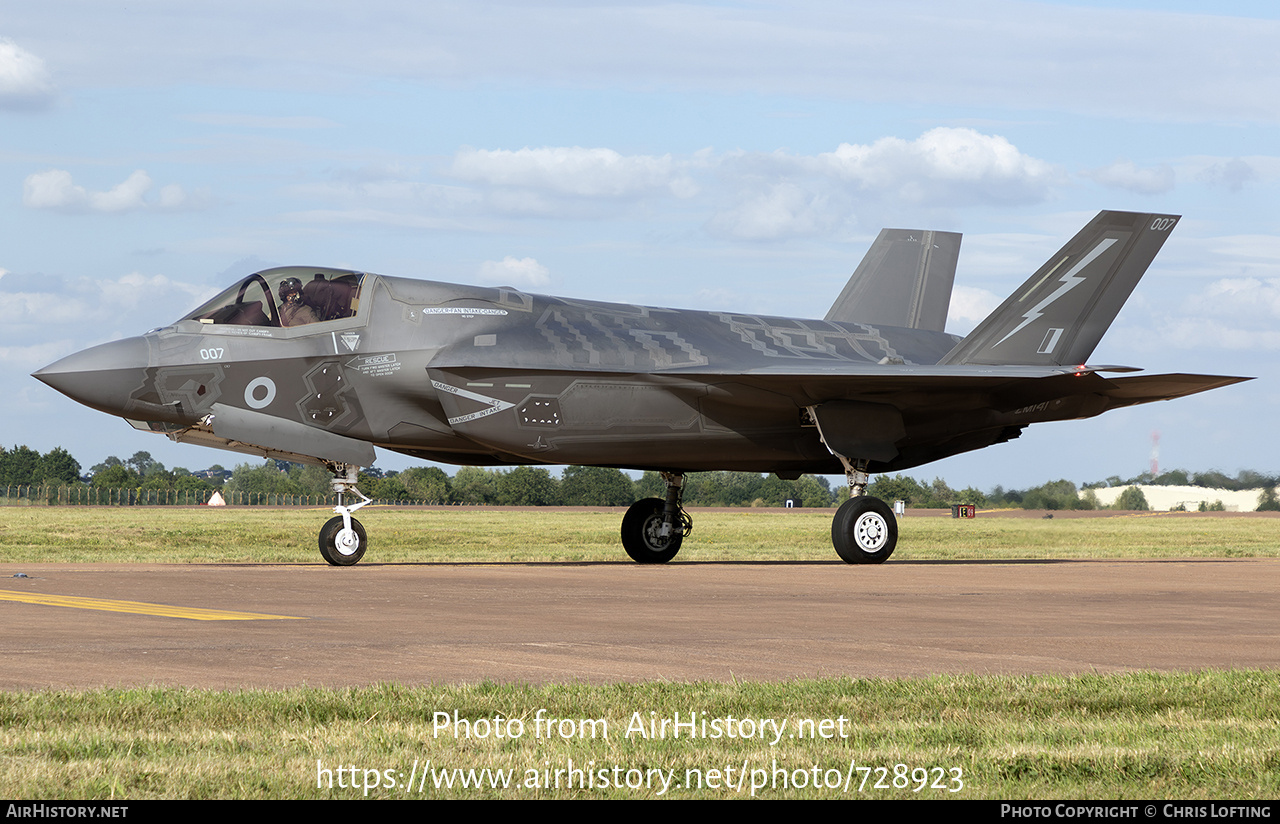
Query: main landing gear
621,471,692,563
615,466,896,564
830,459,897,564
319,463,371,566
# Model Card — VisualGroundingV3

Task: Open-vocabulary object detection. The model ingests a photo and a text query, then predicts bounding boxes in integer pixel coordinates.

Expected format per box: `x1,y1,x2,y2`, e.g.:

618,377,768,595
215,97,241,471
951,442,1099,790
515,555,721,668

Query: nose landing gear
319,463,371,566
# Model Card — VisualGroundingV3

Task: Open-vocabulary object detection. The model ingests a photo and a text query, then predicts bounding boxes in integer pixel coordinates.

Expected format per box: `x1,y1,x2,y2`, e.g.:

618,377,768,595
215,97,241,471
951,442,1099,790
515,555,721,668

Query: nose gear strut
318,462,371,566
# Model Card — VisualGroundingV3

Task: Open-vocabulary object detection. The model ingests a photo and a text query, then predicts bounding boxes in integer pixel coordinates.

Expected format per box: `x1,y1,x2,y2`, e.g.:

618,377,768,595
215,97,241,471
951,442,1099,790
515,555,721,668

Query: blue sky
3,0,1279,490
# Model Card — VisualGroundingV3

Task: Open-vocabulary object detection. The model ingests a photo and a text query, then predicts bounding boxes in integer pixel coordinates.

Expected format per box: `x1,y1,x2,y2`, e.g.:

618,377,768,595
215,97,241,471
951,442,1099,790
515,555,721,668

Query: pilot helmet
278,277,304,302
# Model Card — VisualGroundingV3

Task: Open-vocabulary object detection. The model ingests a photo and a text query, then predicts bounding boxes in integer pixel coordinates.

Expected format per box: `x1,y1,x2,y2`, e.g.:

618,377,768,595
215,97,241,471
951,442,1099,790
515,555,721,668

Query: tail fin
825,228,960,333
940,211,1179,366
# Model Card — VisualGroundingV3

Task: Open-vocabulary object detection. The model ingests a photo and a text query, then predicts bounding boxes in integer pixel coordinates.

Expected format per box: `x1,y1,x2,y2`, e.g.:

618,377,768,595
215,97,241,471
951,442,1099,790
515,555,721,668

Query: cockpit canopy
182,267,365,329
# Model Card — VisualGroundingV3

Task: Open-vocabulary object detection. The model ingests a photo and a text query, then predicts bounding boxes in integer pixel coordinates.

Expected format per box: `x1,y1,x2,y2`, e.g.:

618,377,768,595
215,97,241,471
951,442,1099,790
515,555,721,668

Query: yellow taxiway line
0,590,307,621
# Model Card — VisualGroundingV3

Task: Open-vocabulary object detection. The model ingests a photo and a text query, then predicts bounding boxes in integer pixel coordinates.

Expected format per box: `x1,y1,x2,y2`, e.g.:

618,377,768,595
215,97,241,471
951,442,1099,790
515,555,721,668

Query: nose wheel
319,462,372,566
319,515,367,566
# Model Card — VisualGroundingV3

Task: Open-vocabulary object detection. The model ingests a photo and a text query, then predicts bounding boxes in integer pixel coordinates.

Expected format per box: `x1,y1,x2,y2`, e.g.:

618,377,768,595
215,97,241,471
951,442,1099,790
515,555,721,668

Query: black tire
620,497,682,563
319,515,367,566
831,496,897,564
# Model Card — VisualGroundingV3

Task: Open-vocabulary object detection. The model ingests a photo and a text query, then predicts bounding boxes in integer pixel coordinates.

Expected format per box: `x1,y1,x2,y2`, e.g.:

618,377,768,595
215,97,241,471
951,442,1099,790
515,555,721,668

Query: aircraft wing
427,362,1249,473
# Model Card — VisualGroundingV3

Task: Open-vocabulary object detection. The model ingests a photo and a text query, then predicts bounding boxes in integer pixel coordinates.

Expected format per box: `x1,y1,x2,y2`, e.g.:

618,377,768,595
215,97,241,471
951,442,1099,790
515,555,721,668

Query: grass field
2,507,1278,799
2,674,1278,799
2,505,1278,564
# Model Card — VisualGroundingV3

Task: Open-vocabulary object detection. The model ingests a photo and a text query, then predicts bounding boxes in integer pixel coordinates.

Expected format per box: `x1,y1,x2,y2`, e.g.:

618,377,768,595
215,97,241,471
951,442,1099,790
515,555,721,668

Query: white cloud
705,182,837,241
1194,277,1280,323
703,128,1057,241
22,169,193,214
450,146,695,199
476,256,550,287
1197,158,1258,192
0,340,81,371
0,38,55,110
1133,276,1280,353
1083,160,1176,195
946,285,1002,333
817,128,1057,206
1156,315,1280,351
1,270,215,351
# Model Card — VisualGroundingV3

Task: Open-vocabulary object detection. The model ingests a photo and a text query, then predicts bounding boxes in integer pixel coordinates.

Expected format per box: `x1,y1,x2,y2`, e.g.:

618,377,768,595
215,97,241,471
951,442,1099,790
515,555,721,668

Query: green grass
2,673,1277,799
0,506,1277,563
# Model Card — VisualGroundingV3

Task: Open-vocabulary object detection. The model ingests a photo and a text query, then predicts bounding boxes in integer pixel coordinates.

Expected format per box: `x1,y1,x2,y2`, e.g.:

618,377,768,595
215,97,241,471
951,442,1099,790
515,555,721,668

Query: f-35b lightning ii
34,211,1247,566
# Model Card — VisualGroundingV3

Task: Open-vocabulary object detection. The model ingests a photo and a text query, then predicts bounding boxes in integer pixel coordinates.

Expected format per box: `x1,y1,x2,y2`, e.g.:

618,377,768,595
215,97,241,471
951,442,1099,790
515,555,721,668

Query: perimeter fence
0,485,443,507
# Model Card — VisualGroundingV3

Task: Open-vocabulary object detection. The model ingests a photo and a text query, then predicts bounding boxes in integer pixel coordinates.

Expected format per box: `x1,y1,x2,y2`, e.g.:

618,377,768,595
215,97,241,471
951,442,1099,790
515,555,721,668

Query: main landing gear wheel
831,496,897,564
621,497,683,563
319,515,367,566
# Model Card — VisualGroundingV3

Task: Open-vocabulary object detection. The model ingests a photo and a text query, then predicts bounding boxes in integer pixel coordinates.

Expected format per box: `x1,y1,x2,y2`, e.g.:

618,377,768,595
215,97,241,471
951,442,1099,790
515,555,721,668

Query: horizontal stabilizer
826,229,960,332
941,211,1180,367
1092,372,1253,407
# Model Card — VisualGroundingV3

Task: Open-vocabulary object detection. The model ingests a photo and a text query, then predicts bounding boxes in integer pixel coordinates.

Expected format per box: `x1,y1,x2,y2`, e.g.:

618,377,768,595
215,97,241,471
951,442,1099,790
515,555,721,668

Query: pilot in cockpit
278,277,318,327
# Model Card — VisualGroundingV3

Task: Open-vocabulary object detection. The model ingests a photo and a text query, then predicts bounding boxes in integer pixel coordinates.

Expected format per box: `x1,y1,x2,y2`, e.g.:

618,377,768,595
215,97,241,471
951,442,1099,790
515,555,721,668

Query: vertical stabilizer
825,229,961,333
939,211,1179,366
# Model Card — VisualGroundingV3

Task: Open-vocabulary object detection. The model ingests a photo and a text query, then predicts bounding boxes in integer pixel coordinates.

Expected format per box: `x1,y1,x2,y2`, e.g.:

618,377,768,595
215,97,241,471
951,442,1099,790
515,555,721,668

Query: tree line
3,443,1279,510
0,446,837,507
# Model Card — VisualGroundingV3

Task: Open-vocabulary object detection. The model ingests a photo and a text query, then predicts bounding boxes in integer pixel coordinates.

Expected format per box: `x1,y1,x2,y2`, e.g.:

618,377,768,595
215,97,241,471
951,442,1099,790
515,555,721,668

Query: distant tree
452,466,499,504
868,475,932,508
400,466,452,502
1113,486,1150,511
927,477,958,506
1238,469,1279,490
1022,479,1082,511
681,472,763,506
173,474,212,494
92,465,137,488
289,464,334,497
90,456,125,475
987,484,1014,506
1191,470,1233,489
633,471,666,500
36,447,81,485
496,466,559,506
682,473,719,506
0,445,41,485
126,451,160,476
224,462,298,496
369,474,411,501
1153,469,1190,486
560,466,635,506
1257,488,1280,512
753,474,793,507
140,470,176,490
795,475,836,508
1199,499,1226,512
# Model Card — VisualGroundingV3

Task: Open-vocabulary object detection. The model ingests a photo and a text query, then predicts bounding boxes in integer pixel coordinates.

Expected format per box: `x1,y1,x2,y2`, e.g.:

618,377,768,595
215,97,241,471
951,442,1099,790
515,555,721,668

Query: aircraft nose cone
32,336,151,418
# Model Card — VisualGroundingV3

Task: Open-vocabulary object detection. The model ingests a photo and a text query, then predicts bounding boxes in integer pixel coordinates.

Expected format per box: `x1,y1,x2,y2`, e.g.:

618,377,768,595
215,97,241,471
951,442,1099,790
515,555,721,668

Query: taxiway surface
2,559,1277,688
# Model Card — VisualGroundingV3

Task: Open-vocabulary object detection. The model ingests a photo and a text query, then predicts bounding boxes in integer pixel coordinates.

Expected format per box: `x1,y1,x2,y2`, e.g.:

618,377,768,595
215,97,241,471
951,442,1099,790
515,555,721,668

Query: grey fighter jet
34,211,1247,566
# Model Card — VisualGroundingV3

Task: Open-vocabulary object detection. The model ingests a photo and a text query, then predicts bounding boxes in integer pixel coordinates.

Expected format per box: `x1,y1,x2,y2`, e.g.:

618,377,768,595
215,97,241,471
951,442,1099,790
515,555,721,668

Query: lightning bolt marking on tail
995,238,1118,347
